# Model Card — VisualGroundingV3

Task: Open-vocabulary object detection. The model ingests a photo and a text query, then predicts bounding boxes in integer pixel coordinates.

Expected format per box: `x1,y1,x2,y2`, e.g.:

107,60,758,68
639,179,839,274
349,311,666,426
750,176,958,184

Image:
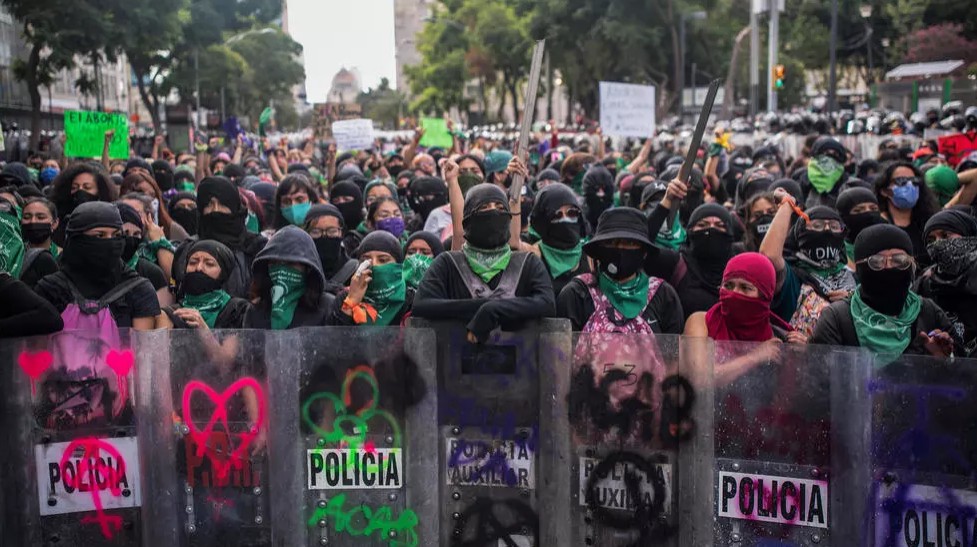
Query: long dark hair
873,161,938,226
120,171,175,236
51,162,116,219
273,174,321,230
741,191,778,252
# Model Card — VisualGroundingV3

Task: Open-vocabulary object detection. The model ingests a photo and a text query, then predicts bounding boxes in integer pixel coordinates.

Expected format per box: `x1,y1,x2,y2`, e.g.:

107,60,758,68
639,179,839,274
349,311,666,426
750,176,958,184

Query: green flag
258,107,275,137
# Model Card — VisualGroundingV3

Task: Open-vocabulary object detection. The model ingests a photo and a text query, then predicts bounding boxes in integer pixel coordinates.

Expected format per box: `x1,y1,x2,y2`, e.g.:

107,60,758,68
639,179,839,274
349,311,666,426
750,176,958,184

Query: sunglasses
891,176,919,187
551,209,581,222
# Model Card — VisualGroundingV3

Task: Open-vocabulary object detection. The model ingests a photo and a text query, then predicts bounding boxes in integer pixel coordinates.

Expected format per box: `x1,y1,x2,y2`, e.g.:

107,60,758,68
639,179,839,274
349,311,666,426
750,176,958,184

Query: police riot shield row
1,322,976,546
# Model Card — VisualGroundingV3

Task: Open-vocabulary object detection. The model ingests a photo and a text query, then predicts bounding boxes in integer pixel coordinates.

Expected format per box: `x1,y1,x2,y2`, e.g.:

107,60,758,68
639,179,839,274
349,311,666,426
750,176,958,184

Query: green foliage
358,78,408,129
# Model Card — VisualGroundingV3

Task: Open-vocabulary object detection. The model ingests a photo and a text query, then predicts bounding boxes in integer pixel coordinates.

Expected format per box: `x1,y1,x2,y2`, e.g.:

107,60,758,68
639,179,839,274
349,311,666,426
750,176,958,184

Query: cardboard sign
599,82,656,138
717,471,828,529
35,437,141,516
64,110,129,159
312,103,362,137
419,118,454,149
307,448,402,489
874,483,977,547
579,457,672,511
446,438,535,488
331,118,375,152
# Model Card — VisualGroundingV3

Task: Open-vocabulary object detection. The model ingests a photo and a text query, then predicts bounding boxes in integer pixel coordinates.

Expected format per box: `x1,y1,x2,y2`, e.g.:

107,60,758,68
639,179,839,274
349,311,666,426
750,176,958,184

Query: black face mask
198,211,246,248
594,247,646,281
182,270,224,296
22,222,52,244
334,202,364,229
62,234,125,277
858,265,914,316
845,211,884,242
388,165,405,178
122,235,142,262
749,214,774,243
170,207,199,236
155,171,174,192
543,221,581,250
71,190,98,209
314,236,345,275
410,194,445,221
464,210,511,248
797,229,845,267
689,228,733,261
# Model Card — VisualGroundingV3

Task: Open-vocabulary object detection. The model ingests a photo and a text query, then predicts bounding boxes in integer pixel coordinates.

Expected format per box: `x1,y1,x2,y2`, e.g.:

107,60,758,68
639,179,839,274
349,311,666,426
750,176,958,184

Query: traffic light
773,64,786,90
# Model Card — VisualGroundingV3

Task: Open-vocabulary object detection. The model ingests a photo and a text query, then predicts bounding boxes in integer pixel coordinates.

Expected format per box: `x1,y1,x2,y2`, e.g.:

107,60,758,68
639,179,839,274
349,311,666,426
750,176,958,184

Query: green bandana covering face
598,271,649,320
458,173,483,197
246,211,261,234
655,214,687,250
0,204,25,277
181,290,232,328
807,155,845,194
403,253,433,289
539,241,583,278
365,262,407,326
269,263,306,330
850,287,922,365
462,243,512,283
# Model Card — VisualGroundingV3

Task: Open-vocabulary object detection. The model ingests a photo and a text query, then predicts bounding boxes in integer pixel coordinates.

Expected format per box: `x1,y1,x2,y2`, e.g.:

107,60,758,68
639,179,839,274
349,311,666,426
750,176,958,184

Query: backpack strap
19,248,45,279
646,276,664,305
446,251,529,299
670,256,688,288
493,252,528,298
330,258,360,285
97,277,147,308
447,251,489,299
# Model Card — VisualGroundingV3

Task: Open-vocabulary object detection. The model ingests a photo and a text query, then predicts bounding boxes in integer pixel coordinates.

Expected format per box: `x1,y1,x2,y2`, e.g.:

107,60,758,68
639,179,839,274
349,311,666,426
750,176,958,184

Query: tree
358,78,408,129
405,15,471,115
901,23,977,64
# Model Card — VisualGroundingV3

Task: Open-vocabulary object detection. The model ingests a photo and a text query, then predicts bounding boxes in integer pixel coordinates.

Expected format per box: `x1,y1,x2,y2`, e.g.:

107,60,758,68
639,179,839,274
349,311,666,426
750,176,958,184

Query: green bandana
598,271,649,320
539,241,583,278
571,171,585,195
924,164,960,206
462,243,512,283
126,247,141,270
850,287,922,365
807,155,844,194
246,211,260,234
458,173,483,197
48,241,60,257
524,226,542,245
178,181,196,192
0,205,25,277
403,253,433,290
181,290,232,328
655,214,687,250
269,263,306,330
844,240,855,263
365,262,407,326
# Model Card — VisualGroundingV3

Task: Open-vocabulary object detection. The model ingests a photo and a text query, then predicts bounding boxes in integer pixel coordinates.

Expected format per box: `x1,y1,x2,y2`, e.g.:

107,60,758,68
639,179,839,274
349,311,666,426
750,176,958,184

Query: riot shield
0,328,143,546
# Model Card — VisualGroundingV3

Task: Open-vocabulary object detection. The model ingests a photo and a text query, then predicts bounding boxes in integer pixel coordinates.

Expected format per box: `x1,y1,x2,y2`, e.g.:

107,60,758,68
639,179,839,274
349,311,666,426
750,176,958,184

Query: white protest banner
599,82,656,138
331,118,375,152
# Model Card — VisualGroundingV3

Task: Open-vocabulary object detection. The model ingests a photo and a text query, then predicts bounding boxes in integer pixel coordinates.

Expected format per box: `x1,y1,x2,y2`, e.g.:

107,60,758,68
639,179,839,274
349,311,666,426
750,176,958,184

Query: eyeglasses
806,219,845,233
551,209,581,222
309,227,342,238
856,253,914,271
891,176,919,187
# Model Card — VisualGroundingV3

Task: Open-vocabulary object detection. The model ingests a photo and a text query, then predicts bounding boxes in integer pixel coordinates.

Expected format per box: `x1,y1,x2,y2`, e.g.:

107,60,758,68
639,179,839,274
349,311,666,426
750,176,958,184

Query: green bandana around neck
181,290,232,328
807,155,844,194
269,263,306,330
571,171,585,195
850,286,922,365
655,214,687,250
539,241,583,279
403,253,433,290
0,205,25,278
126,246,141,270
48,241,60,257
246,211,261,234
462,243,512,283
598,270,649,320
844,240,855,263
365,262,407,326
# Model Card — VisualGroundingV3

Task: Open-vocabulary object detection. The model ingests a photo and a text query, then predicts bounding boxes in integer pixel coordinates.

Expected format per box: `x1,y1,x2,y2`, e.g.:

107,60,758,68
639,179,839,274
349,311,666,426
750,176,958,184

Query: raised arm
758,192,794,277
101,129,115,170
626,138,654,173
945,167,977,208
442,158,465,251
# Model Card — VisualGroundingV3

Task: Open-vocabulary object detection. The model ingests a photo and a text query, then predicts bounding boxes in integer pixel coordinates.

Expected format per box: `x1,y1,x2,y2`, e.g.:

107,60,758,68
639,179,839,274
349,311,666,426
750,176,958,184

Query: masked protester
50,163,118,245
413,183,555,342
365,179,399,208
39,159,60,187
274,174,320,230
456,154,486,197
836,187,886,265
159,240,251,329
248,182,278,234
21,197,60,255
152,159,175,194
243,226,335,329
874,161,939,264
558,207,684,333
173,176,267,299
115,203,170,303
760,198,856,337
35,202,159,330
801,137,850,208
366,197,406,241
742,192,778,252
407,176,449,236
914,210,977,356
328,231,412,326
303,204,357,292
582,165,615,231
167,192,199,237
330,180,366,248
403,231,444,290
528,184,591,298
812,224,960,362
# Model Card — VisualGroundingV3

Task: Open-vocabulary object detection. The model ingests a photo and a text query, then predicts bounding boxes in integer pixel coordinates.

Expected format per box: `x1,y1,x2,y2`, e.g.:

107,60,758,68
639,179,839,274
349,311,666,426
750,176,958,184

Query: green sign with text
64,110,129,159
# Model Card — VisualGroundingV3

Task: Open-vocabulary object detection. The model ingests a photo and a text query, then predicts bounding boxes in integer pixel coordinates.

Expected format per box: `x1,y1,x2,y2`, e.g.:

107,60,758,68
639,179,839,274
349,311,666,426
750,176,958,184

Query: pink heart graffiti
59,438,127,539
105,349,135,377
182,378,267,483
18,350,52,396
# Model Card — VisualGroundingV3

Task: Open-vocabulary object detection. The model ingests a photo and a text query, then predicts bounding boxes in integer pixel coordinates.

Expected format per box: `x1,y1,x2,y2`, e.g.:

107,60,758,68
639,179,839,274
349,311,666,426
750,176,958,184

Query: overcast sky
287,0,397,102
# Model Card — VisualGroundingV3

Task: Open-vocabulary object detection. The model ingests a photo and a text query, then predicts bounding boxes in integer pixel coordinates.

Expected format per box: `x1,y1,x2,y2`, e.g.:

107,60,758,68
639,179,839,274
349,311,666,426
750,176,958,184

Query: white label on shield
307,448,403,489
446,438,535,488
873,483,977,547
578,457,672,511
717,471,828,528
36,437,141,516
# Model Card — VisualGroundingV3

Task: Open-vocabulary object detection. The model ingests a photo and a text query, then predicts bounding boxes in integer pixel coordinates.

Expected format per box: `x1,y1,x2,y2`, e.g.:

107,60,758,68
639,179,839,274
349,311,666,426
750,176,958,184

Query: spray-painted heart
182,377,266,482
105,349,135,377
18,350,52,380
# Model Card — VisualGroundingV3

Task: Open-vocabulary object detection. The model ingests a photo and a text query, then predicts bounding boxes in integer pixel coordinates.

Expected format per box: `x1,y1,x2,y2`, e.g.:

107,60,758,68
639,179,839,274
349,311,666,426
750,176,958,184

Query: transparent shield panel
0,329,143,546
866,354,977,547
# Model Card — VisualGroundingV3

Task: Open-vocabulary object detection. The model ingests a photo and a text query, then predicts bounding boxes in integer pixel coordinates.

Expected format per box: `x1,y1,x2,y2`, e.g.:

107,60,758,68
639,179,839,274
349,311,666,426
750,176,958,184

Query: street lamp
679,11,707,119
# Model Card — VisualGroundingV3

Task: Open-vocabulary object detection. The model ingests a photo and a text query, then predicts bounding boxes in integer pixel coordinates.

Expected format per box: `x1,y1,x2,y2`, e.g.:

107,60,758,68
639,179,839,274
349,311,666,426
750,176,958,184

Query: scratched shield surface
865,353,977,547
0,329,143,546
710,341,868,546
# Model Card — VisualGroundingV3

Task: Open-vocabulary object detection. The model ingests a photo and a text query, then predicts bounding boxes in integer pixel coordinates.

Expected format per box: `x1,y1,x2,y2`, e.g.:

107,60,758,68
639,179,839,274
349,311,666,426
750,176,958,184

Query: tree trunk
721,26,752,119
134,64,162,133
496,79,506,122
508,78,519,125
26,41,42,152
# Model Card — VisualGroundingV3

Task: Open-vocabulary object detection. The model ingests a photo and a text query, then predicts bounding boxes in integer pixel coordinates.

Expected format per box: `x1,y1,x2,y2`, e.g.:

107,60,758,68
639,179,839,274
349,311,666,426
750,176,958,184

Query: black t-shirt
18,249,58,288
557,275,685,333
0,273,64,337
541,253,592,302
34,271,161,328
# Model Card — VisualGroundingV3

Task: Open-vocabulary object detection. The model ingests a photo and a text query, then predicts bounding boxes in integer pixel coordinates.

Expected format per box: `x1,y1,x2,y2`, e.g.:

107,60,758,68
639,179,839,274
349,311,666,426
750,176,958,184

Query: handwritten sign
64,110,129,159
419,118,453,149
599,82,656,138
36,437,141,516
717,471,828,529
331,118,375,152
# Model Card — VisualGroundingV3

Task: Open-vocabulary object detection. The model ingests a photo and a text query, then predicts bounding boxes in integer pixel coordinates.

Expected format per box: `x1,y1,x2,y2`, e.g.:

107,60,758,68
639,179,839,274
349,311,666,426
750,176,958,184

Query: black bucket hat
583,207,654,255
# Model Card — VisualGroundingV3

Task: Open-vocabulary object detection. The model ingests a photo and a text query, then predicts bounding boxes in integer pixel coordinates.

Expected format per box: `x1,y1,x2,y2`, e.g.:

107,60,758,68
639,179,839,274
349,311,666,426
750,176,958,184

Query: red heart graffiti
18,350,52,380
105,349,135,377
182,378,266,482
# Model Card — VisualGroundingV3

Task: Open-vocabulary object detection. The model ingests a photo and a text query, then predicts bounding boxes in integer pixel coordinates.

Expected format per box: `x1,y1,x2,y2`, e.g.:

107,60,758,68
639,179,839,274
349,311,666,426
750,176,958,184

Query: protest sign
599,82,656,138
313,103,362,138
419,118,454,149
64,110,129,159
331,118,375,152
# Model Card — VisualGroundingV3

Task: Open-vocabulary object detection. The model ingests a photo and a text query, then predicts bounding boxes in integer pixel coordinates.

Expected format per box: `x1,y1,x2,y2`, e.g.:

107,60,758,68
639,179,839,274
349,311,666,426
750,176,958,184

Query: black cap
583,207,653,255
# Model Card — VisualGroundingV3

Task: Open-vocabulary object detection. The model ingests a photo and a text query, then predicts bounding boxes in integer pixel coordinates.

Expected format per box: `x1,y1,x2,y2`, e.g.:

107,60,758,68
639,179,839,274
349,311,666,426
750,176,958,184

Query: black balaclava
582,165,614,230
329,181,365,230
116,202,144,263
152,160,174,192
306,203,348,277
196,176,246,249
531,183,583,249
355,230,404,263
793,206,846,268
923,210,977,280
836,187,883,244
167,191,198,236
179,239,235,297
61,202,126,298
407,176,448,221
854,224,915,315
463,183,511,249
684,203,734,287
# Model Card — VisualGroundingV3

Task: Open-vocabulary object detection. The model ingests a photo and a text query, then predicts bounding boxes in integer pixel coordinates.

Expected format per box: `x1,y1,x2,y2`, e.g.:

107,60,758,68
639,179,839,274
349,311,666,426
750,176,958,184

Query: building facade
393,0,431,93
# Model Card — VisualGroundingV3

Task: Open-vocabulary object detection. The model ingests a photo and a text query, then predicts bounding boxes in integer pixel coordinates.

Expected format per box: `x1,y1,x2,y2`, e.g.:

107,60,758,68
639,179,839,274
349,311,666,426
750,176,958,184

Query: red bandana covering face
705,252,792,342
